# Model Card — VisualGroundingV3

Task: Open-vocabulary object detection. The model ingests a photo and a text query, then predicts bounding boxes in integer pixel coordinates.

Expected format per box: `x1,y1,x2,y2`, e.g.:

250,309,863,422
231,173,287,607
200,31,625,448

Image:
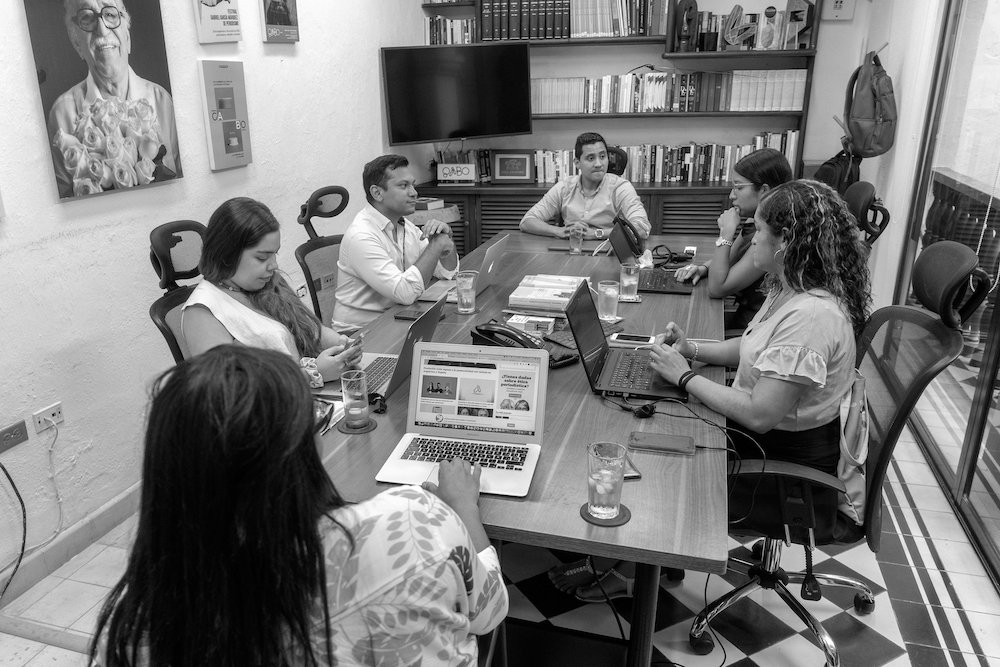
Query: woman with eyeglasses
183,197,363,386
675,148,793,330
89,345,507,666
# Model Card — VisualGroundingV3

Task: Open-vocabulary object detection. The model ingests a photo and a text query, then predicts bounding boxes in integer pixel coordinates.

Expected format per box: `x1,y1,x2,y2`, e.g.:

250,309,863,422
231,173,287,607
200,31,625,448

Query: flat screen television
381,43,532,146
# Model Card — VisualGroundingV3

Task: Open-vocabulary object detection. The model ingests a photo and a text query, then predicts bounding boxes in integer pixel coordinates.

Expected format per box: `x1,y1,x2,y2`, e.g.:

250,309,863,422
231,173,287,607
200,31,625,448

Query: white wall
0,0,424,575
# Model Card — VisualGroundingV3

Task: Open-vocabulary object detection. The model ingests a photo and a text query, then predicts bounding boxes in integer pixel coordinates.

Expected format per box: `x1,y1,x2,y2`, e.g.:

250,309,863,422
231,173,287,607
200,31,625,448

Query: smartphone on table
608,332,656,349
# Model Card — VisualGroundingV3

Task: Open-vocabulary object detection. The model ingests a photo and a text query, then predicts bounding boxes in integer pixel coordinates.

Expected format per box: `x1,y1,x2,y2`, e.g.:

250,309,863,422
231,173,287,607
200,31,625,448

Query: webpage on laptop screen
414,353,540,437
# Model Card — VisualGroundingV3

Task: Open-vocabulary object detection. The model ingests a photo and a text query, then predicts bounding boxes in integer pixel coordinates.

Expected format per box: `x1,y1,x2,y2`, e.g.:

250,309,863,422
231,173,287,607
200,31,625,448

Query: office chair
148,220,206,363
298,185,349,240
607,146,628,177
295,234,344,324
844,181,890,246
688,240,990,667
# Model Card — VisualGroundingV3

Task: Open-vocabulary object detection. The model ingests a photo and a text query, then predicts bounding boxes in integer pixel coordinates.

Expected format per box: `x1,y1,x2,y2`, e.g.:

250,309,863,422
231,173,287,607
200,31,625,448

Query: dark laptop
564,282,686,401
608,222,694,295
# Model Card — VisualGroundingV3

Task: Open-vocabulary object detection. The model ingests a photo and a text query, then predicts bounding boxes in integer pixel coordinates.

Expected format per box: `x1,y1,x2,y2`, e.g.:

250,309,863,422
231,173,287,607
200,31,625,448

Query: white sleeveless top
182,280,298,357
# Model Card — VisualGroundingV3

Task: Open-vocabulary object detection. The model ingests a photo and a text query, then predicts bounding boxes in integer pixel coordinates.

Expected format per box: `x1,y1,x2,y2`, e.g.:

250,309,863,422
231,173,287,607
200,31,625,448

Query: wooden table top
321,232,729,574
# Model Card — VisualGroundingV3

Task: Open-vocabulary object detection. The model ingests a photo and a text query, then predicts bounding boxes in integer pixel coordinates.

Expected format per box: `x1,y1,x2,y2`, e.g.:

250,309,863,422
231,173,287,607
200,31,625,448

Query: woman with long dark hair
552,180,871,600
90,345,507,665
675,147,793,329
183,197,361,385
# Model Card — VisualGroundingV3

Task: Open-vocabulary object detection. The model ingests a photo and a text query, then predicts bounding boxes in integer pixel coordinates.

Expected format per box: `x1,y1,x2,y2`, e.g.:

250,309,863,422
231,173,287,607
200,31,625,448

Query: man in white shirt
334,155,458,326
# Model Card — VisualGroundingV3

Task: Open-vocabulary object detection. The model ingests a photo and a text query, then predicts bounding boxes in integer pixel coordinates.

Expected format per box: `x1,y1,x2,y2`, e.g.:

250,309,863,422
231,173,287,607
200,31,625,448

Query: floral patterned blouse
91,486,507,666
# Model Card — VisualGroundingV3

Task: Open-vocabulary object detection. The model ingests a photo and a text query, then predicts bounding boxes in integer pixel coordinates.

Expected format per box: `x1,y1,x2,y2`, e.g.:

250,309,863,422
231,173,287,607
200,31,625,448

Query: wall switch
0,420,29,454
32,402,64,433
822,0,856,20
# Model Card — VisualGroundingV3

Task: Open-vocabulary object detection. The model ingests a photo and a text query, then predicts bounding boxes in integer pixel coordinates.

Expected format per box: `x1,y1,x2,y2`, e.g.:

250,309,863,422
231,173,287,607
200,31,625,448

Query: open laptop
608,223,694,295
355,294,448,398
564,281,686,401
375,342,548,497
418,234,510,302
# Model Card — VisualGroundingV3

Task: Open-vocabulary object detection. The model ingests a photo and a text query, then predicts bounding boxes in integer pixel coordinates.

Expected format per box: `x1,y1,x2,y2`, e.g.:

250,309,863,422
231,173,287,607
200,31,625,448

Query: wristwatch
594,229,604,239
715,237,734,247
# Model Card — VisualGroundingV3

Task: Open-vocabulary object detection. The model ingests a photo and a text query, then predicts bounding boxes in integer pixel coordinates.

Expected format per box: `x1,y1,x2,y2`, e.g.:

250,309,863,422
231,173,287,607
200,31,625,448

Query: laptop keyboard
402,437,529,470
364,356,396,390
545,320,623,350
639,269,691,292
608,350,654,390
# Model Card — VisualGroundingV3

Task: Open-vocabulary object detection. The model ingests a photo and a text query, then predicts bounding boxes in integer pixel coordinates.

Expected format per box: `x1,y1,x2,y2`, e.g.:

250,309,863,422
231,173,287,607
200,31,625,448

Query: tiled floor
1,430,998,666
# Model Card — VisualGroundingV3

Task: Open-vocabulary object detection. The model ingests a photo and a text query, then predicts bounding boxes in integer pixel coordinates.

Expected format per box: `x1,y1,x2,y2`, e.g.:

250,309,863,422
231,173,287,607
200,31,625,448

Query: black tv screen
381,43,532,145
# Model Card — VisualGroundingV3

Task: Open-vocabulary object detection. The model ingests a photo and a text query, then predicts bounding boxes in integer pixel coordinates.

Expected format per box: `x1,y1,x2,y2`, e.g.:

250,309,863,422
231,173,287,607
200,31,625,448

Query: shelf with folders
479,0,671,41
531,69,807,116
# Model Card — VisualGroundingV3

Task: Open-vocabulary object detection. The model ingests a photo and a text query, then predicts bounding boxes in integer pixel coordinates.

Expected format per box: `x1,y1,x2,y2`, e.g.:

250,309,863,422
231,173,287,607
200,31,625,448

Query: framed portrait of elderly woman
22,0,183,200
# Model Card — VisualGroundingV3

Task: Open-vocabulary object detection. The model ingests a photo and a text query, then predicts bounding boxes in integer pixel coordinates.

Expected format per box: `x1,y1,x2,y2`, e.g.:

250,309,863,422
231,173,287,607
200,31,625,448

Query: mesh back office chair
844,181,891,246
297,185,349,240
148,220,206,363
607,146,628,176
688,240,990,667
295,234,344,325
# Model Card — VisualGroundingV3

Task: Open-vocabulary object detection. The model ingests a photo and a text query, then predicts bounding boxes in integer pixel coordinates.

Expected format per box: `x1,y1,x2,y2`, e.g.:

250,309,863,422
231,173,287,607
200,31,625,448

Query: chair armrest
729,459,846,494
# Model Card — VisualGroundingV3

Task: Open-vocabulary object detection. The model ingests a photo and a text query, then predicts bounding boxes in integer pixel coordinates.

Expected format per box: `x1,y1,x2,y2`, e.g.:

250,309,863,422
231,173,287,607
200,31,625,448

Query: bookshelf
417,0,822,239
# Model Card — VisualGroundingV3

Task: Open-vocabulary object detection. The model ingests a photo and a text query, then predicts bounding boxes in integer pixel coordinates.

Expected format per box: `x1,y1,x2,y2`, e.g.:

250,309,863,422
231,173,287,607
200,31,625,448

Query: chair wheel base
854,593,876,615
689,631,715,655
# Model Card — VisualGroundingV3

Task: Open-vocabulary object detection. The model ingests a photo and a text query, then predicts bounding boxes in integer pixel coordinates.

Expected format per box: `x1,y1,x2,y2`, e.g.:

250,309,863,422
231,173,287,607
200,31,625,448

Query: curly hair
756,180,872,336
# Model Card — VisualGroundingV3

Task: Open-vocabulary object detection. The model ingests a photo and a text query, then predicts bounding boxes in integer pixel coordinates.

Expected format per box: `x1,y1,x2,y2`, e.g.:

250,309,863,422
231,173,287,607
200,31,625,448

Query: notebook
355,294,448,398
375,342,548,497
564,281,686,401
418,234,510,302
608,222,694,295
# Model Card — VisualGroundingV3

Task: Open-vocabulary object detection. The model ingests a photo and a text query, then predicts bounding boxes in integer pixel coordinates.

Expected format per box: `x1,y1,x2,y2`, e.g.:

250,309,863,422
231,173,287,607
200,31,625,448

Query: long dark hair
734,147,793,190
200,197,322,356
757,179,872,336
90,346,347,666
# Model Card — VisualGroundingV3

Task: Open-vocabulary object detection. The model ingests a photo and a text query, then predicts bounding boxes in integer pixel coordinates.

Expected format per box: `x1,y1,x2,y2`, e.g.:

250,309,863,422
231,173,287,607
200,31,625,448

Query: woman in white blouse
183,197,361,385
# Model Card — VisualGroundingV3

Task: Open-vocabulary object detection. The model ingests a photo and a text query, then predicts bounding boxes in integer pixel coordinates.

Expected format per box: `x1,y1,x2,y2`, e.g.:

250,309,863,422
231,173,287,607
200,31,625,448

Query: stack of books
507,314,556,336
508,275,587,315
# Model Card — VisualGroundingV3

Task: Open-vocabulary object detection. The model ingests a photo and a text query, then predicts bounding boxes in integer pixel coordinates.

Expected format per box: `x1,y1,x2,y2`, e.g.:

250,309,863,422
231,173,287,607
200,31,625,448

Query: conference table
320,231,729,667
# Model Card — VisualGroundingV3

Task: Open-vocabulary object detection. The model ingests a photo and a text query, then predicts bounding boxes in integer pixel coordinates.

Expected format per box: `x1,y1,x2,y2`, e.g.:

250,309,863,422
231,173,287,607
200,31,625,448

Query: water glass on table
597,280,619,322
620,263,640,299
341,370,370,429
455,270,479,314
568,226,584,255
587,442,627,520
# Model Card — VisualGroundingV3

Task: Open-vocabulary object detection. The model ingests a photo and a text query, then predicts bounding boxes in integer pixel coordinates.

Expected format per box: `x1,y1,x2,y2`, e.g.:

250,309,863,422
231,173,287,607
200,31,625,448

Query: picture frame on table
492,150,534,184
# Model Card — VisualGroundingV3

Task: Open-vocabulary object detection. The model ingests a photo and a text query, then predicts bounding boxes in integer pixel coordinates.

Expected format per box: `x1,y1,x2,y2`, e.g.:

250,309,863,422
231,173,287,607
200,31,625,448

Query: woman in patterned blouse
89,345,507,666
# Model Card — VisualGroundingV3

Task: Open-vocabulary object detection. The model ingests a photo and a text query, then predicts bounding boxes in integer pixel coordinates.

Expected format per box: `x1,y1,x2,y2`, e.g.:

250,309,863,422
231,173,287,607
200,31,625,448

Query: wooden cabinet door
477,195,540,246
653,192,730,236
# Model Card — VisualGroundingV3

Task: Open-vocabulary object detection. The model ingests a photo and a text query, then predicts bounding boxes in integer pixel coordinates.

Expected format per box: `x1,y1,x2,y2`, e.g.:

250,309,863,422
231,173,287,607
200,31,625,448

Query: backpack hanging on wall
814,139,862,195
841,50,897,158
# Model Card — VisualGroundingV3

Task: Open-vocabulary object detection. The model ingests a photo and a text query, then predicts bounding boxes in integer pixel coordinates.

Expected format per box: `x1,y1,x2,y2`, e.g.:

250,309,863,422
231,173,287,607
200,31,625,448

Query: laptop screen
408,343,547,441
608,222,635,264
564,282,609,386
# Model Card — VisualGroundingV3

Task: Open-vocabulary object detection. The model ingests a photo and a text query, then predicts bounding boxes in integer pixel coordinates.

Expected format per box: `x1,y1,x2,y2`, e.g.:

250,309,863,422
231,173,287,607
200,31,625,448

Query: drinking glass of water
341,370,370,429
597,281,619,322
620,263,640,299
568,227,584,255
587,442,627,520
455,270,479,314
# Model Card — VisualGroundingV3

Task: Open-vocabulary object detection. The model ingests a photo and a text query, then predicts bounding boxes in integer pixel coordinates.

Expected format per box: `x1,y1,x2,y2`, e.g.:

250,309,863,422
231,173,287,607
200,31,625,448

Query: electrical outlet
0,420,29,455
33,402,64,434
821,0,856,20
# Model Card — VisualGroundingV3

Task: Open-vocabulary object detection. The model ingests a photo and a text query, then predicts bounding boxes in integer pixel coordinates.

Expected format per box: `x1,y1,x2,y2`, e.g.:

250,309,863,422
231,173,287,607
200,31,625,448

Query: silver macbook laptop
418,234,510,302
355,294,447,398
375,341,549,497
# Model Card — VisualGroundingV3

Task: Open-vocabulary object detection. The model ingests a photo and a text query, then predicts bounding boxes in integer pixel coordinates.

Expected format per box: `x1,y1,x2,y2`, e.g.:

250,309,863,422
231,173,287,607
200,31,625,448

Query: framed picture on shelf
492,151,534,184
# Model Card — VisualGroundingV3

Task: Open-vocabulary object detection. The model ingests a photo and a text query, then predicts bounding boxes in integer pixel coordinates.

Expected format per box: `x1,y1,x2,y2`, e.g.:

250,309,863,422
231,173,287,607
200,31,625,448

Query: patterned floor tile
800,610,907,665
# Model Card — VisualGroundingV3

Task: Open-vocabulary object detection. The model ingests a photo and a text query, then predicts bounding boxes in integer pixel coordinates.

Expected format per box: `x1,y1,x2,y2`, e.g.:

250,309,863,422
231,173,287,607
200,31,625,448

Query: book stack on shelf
531,69,805,115
480,0,670,41
674,8,815,53
424,15,477,44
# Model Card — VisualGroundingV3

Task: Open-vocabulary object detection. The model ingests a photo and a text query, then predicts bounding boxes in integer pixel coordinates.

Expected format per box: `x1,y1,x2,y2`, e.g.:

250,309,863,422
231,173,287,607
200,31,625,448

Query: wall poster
22,0,183,200
259,0,299,43
198,60,253,171
192,0,243,44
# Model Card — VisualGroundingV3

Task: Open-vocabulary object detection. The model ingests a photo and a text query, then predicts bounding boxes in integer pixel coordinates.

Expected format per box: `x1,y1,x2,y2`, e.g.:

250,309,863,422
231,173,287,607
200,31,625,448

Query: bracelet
299,357,324,389
677,370,696,391
689,340,700,361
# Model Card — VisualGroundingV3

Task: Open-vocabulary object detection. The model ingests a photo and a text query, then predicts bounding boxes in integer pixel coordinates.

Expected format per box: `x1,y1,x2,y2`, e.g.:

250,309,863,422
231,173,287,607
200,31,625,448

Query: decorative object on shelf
197,60,253,170
675,0,698,52
259,0,298,43
437,162,478,185
492,151,535,184
783,0,816,50
23,0,183,200
192,0,242,43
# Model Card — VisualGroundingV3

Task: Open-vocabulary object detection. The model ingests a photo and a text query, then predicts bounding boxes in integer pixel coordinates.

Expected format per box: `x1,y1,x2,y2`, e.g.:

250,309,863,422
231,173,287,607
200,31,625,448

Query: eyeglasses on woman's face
73,6,123,33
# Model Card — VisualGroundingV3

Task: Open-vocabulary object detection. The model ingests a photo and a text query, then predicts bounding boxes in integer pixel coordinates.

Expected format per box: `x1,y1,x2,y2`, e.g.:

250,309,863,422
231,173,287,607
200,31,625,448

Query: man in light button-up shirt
334,155,458,326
